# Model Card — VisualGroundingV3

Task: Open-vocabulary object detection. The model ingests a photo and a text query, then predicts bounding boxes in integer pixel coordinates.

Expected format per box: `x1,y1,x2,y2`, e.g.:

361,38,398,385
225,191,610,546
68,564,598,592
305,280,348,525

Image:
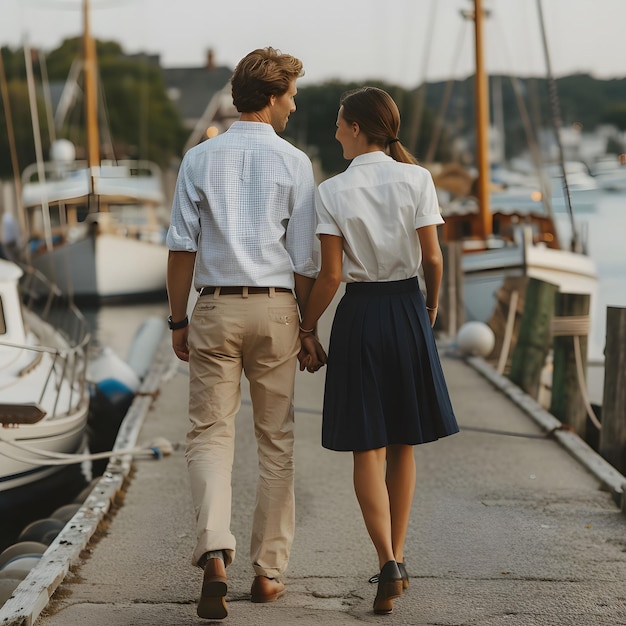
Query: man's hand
298,334,327,373
172,327,190,362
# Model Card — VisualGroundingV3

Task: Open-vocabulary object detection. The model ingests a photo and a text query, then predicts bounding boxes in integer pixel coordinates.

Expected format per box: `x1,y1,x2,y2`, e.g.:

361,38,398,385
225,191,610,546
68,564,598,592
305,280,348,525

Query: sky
1,0,625,88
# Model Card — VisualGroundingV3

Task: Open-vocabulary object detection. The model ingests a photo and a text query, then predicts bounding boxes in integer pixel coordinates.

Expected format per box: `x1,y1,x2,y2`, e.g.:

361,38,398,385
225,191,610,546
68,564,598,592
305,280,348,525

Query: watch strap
168,315,189,330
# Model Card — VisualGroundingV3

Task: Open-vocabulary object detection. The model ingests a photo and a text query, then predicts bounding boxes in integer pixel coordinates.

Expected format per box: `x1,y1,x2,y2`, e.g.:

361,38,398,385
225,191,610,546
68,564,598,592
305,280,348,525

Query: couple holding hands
166,46,458,620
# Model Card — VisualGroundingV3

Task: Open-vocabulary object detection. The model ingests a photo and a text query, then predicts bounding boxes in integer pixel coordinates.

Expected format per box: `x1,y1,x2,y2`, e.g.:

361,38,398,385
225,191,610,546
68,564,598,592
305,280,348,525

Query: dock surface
3,299,626,626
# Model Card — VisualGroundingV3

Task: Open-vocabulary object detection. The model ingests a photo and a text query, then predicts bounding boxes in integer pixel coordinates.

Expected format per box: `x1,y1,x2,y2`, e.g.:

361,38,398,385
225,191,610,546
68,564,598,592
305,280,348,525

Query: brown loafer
197,557,228,620
250,575,286,603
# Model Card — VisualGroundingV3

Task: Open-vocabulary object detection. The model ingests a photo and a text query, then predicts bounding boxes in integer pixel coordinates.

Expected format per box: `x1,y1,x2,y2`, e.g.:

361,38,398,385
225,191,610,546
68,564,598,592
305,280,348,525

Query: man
166,47,323,620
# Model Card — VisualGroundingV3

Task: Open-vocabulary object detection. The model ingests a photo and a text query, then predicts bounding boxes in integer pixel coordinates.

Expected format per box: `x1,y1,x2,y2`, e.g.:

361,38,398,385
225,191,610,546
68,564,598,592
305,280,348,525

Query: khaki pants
186,289,299,578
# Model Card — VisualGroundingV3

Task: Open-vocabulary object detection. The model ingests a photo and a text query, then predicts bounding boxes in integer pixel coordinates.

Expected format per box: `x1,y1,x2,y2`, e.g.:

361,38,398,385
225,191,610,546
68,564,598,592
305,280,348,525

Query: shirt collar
348,151,393,168
228,121,276,135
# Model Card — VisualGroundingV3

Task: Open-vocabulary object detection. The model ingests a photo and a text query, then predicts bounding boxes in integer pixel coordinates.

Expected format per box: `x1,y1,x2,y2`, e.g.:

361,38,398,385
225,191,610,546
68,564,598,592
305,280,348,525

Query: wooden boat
436,0,597,324
18,0,168,302
0,259,90,495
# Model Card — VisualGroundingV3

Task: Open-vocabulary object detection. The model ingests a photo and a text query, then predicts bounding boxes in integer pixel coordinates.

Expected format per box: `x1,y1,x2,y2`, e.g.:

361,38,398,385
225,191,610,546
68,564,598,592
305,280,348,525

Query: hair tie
388,137,400,145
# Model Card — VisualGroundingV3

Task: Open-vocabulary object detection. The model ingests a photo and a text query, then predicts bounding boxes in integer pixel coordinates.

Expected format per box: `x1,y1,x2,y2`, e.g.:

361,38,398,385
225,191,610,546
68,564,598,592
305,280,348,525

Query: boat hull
32,233,168,301
0,261,91,494
0,416,88,492
462,242,597,323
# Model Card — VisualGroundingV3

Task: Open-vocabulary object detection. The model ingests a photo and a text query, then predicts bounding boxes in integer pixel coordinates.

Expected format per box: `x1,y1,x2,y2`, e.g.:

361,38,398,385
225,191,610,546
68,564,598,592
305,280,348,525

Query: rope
549,314,601,430
573,336,602,431
497,290,519,375
536,0,578,251
550,315,590,337
0,434,173,467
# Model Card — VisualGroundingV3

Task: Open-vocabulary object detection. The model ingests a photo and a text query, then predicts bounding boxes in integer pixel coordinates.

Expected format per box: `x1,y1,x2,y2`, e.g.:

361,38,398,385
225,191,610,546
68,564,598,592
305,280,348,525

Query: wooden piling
549,293,591,438
599,307,626,474
437,242,464,336
508,278,558,398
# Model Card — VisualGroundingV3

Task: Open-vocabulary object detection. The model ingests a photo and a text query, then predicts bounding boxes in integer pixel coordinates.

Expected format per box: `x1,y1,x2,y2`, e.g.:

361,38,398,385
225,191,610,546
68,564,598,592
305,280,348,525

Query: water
553,191,626,403
84,298,169,358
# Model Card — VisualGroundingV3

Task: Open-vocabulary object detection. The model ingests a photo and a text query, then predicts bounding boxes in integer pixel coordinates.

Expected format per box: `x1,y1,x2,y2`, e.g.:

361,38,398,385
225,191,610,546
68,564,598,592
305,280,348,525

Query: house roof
161,66,233,124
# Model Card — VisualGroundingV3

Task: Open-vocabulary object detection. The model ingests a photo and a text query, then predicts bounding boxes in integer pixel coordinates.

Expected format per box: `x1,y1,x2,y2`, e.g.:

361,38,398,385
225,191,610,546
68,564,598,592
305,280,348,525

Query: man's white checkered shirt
167,121,318,290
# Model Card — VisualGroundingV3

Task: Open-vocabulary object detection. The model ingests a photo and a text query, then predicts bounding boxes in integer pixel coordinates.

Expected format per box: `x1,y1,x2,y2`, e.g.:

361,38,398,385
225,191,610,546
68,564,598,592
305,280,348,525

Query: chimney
206,48,215,70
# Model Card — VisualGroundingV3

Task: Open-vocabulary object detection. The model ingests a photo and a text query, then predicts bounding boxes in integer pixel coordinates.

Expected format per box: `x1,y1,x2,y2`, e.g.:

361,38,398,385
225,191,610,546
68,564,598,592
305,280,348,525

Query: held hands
298,332,327,373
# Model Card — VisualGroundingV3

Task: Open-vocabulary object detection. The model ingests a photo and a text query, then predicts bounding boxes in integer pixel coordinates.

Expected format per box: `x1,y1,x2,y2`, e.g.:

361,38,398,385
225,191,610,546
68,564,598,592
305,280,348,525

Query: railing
2,264,91,421
21,159,163,185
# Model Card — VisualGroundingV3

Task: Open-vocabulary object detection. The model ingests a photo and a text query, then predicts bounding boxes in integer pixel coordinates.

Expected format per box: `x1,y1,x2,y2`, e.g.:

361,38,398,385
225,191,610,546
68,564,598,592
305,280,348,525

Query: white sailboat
437,0,597,324
0,259,90,494
19,0,169,302
589,155,626,192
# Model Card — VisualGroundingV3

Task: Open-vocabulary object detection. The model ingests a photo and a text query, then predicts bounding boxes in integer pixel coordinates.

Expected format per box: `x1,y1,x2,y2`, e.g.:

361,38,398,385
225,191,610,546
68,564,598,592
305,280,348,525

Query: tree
290,80,445,176
0,69,50,178
0,38,186,179
48,37,186,166
602,103,626,132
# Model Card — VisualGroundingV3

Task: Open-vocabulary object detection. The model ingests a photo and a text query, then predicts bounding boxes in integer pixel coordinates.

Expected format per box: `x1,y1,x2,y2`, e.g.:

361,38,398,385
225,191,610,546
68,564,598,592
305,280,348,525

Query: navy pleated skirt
322,277,459,452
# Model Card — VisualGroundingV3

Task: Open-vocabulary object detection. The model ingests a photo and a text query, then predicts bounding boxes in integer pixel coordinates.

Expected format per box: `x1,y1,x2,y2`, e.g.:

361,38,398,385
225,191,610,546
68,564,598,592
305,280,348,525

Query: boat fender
0,541,47,570
91,378,135,411
0,569,30,581
17,518,65,546
0,577,22,605
50,503,81,524
72,477,103,504
125,316,167,381
456,321,496,357
146,436,174,459
88,346,140,396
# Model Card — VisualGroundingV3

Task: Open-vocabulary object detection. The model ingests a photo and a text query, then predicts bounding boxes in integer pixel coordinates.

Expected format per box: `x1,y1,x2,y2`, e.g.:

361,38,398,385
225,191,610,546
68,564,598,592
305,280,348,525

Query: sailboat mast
83,0,99,175
473,0,492,240
0,52,30,261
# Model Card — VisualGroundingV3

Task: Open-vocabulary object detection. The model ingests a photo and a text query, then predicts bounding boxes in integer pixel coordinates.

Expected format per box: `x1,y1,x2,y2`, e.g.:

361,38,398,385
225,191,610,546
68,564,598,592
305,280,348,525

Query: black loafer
370,560,409,591
398,561,409,590
373,560,403,615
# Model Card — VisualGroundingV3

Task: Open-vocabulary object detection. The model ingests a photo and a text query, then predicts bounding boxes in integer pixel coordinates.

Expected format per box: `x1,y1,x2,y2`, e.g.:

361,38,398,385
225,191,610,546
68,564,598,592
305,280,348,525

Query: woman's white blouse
316,151,444,283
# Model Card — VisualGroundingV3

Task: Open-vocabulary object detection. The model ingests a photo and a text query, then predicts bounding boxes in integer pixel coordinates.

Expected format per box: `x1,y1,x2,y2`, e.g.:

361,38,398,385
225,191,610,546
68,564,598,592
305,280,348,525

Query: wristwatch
167,315,189,331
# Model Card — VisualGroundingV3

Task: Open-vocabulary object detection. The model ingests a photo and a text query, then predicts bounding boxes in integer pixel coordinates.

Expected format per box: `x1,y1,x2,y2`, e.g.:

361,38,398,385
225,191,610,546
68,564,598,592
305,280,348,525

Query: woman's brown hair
231,47,304,113
340,87,417,165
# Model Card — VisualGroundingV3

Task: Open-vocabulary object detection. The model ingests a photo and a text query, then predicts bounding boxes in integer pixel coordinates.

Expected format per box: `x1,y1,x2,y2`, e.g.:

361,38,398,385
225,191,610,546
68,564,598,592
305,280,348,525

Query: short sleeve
166,152,201,252
414,169,444,230
315,186,342,237
285,156,318,277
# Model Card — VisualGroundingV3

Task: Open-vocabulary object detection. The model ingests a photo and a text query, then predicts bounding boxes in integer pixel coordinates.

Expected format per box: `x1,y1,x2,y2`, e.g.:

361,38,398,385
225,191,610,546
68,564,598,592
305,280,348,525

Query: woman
299,87,459,615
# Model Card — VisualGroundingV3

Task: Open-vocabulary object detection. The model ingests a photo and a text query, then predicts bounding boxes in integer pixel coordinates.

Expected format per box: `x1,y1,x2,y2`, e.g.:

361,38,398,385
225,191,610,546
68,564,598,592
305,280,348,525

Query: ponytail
387,138,418,165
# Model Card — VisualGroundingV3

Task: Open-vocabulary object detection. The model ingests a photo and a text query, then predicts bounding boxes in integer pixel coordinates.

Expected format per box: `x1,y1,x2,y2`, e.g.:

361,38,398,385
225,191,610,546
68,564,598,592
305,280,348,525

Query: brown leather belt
199,286,292,297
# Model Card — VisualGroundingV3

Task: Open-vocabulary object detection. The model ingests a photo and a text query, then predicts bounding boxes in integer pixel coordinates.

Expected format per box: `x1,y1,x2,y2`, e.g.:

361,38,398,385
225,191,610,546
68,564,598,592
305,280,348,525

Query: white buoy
88,346,141,394
125,316,167,381
457,321,495,357
50,138,76,163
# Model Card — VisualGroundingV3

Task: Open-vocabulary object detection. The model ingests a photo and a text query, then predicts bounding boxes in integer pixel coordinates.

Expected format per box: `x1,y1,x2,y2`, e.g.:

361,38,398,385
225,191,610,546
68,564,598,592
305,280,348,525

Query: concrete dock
2,300,626,626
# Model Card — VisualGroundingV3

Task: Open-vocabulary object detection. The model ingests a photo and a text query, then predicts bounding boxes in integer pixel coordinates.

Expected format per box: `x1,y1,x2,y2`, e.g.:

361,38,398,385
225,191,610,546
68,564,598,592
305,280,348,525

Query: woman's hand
427,307,438,328
298,334,327,372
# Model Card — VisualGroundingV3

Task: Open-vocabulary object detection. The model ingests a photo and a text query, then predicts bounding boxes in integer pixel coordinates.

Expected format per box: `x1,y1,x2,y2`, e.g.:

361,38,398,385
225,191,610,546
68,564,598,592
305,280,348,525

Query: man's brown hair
231,47,304,113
